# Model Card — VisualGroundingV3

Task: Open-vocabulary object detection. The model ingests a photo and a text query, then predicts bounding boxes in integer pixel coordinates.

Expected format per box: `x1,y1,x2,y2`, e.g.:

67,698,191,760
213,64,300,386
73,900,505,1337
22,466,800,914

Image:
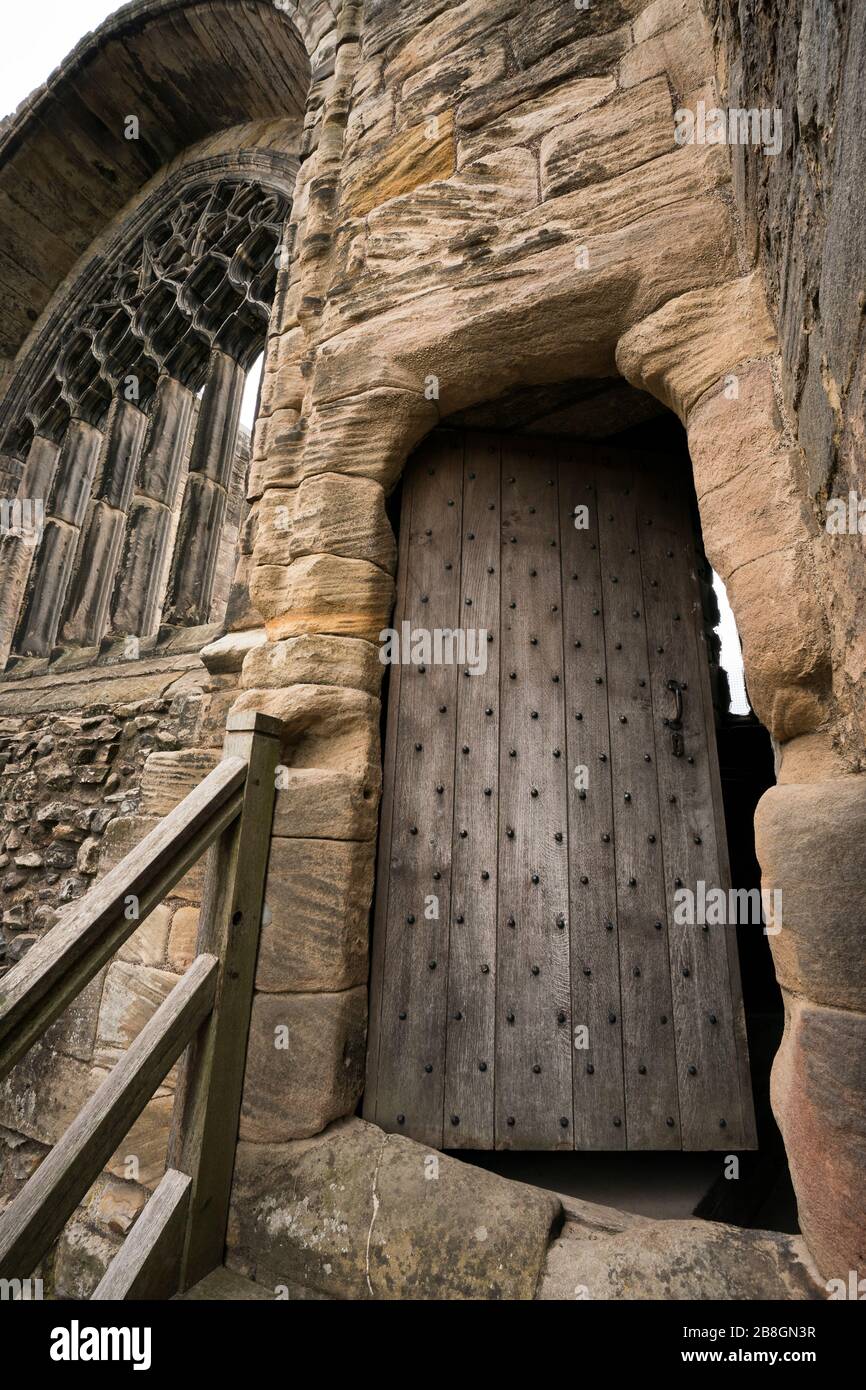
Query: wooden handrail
0,953,218,1280
91,1168,192,1300
0,708,283,1296
0,756,246,1081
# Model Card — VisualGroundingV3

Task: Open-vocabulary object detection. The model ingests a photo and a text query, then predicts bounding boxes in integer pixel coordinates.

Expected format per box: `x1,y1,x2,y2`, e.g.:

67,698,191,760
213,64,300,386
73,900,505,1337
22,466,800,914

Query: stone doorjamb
230,0,864,1282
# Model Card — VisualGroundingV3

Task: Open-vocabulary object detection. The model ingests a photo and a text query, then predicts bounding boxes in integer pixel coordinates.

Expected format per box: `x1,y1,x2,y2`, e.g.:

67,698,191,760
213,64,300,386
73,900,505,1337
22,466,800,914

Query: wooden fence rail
0,709,282,1298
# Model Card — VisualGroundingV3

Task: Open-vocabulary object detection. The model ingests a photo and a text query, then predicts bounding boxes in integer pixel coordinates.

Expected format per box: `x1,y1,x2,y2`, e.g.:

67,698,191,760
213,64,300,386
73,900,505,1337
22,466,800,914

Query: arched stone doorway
231,0,862,1287
0,0,862,1297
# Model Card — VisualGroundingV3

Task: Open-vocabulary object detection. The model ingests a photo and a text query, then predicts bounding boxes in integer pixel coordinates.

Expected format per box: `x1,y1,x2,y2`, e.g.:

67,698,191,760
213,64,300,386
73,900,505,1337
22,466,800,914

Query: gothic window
0,174,292,667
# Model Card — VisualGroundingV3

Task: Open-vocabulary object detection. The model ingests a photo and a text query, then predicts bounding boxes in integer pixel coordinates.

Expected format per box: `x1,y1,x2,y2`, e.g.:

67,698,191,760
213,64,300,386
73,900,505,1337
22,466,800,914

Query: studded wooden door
364,431,756,1152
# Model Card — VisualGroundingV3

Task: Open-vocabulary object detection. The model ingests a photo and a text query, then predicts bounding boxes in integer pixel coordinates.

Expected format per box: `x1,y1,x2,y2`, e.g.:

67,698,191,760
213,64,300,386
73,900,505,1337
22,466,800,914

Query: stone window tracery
0,175,291,667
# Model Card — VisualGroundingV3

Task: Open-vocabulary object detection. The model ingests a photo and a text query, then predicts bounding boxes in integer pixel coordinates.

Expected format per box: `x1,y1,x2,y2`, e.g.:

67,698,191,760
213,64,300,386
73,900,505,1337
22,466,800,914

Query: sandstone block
618,11,714,93
725,543,829,741
167,906,200,972
139,749,222,816
755,776,866,1011
89,1175,147,1236
272,767,379,840
249,487,296,567
100,815,205,903
258,838,374,992
270,387,436,493
541,77,675,199
241,632,384,696
228,1116,560,1300
53,1214,120,1299
231,685,381,778
95,960,179,1072
399,40,507,122
0,1044,95,1146
616,273,777,421
687,358,785,494
458,73,616,166
239,988,367,1142
364,148,539,279
105,1088,172,1189
342,112,456,218
289,473,396,572
772,993,866,1280
382,0,519,89
258,326,307,419
200,628,266,674
252,553,395,644
537,1217,821,1300
117,902,172,967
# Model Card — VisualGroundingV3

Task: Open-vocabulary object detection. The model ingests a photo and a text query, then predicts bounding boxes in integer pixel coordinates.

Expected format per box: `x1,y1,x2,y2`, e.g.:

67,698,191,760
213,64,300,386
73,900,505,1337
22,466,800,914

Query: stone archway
0,0,861,1297
231,0,863,1288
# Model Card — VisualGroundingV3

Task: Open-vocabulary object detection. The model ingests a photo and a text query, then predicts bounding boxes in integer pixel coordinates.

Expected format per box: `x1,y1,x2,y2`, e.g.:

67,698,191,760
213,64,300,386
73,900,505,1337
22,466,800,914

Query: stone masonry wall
223,0,862,1287
1,0,864,1297
0,643,246,1294
704,0,866,1282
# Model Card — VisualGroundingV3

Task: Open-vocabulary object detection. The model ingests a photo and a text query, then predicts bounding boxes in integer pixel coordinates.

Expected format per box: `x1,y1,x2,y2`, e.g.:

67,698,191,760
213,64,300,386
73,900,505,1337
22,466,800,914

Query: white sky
0,1,126,120
240,355,264,431
713,571,749,713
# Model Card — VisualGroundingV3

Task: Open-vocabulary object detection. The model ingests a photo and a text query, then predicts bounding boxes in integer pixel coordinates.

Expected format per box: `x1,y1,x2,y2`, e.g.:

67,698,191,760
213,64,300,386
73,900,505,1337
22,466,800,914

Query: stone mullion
110,374,195,640
163,348,245,627
62,396,148,646
0,435,61,667
14,421,102,657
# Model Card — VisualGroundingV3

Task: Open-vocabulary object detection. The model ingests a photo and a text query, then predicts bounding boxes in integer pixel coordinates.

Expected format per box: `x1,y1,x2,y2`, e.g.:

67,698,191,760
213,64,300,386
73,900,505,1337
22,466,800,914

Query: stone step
176,1267,274,1301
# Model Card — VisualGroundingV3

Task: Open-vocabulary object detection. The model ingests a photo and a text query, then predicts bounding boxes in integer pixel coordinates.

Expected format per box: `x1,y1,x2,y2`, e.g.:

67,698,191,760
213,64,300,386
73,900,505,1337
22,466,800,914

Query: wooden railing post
166,710,282,1292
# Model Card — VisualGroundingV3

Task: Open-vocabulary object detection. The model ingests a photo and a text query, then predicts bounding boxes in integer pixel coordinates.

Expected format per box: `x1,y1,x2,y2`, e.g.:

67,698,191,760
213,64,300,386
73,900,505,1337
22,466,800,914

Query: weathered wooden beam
0,758,244,1079
168,711,282,1290
91,1168,191,1301
0,954,218,1280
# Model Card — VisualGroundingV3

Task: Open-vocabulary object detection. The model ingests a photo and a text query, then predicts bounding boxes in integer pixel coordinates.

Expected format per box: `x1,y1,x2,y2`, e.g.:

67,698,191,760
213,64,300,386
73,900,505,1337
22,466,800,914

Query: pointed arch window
0,172,292,667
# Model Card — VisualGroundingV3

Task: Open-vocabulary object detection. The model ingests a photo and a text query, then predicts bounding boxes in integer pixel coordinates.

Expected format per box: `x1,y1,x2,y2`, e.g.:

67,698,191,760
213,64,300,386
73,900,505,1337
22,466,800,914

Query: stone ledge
227,1116,826,1301
538,1216,823,1300
228,1116,559,1300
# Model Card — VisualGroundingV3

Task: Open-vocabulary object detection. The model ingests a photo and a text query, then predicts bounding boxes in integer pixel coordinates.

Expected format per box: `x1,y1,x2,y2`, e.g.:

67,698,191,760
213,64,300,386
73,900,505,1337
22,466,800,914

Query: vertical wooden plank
558,447,626,1148
167,711,280,1290
91,1168,191,1301
373,434,463,1146
496,439,572,1148
367,431,754,1152
443,434,500,1147
363,459,414,1120
637,465,753,1148
595,457,681,1148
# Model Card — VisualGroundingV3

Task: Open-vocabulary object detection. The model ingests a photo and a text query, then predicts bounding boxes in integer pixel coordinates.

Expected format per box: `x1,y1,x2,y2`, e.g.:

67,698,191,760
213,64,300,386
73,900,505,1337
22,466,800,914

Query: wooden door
365,431,756,1151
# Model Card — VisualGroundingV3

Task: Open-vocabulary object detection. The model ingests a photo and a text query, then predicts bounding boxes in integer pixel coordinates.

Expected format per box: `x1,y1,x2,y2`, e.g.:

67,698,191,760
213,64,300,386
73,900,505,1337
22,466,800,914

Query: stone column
110,375,194,640
0,436,61,666
163,349,245,626
14,421,102,657
61,397,148,646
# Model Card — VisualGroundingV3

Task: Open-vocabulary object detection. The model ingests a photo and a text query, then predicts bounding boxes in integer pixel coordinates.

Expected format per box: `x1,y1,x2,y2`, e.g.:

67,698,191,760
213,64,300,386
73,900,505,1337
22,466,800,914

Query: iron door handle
664,678,686,757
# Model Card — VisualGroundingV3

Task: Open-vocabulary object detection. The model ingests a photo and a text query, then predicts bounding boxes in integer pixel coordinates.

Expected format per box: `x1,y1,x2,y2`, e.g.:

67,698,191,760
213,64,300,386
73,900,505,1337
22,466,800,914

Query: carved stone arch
0,0,334,369
0,0,335,667
0,149,299,665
